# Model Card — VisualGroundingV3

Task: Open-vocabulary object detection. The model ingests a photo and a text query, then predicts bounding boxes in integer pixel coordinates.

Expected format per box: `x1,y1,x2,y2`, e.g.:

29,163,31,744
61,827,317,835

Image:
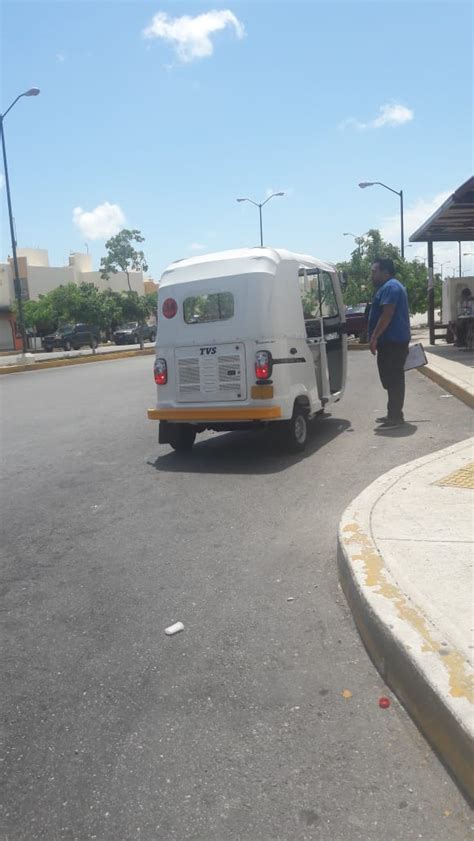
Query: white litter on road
165,622,184,636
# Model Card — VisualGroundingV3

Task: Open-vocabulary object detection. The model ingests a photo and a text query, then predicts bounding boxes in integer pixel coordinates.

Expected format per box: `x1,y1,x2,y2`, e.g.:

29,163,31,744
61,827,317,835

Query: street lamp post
359,181,404,260
463,253,474,276
343,231,367,257
236,192,285,247
0,87,40,354
437,261,453,280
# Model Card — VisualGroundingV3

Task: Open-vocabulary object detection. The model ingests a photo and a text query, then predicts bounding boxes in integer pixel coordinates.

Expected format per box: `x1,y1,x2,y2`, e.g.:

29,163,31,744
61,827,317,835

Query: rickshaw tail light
255,351,272,380
154,359,168,385
162,298,178,319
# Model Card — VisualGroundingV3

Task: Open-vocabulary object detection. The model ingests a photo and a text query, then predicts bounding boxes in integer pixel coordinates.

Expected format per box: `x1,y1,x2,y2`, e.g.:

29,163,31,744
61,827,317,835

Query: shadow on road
374,422,418,438
150,416,352,476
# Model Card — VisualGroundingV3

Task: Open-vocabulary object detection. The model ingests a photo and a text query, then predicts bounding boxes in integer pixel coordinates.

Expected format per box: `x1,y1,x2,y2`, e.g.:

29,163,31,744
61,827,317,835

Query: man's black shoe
379,418,406,428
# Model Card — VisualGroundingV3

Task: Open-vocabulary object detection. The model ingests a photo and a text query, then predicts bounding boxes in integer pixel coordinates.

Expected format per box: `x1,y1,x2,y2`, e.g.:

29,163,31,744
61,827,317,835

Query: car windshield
56,325,73,335
119,323,138,330
346,305,366,314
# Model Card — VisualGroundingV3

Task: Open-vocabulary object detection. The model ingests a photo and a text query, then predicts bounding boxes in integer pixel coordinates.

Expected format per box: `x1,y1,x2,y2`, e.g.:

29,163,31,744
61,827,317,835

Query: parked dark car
345,304,369,340
113,322,156,345
42,323,100,352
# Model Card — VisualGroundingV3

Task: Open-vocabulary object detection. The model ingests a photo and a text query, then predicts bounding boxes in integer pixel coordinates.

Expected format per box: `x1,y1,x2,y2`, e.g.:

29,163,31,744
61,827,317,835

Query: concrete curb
0,347,155,375
337,446,474,802
418,363,474,409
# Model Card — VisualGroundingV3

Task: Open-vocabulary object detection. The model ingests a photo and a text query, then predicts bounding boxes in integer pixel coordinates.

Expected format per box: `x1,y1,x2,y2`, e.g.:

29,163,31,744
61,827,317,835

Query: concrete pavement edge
337,447,474,803
418,363,474,409
0,347,155,375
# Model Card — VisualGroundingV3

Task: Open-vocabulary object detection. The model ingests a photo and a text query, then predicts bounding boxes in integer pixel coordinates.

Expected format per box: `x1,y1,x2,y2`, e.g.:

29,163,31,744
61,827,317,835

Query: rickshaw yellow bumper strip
147,406,282,422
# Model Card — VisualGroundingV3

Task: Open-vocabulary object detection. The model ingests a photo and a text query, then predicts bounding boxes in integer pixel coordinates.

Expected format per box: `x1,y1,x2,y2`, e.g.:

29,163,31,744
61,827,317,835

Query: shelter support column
428,241,435,345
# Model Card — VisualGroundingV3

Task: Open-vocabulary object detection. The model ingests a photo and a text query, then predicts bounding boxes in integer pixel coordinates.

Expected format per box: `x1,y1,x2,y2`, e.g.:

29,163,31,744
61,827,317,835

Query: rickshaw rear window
183,292,234,324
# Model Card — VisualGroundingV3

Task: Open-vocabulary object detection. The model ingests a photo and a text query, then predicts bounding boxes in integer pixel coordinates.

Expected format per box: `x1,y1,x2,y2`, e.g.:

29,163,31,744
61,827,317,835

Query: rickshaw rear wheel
169,425,196,452
280,405,308,453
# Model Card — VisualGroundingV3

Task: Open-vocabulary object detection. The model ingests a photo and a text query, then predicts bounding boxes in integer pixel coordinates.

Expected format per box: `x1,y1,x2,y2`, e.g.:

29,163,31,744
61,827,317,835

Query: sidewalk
0,343,155,374
412,327,474,408
0,340,155,366
338,439,474,800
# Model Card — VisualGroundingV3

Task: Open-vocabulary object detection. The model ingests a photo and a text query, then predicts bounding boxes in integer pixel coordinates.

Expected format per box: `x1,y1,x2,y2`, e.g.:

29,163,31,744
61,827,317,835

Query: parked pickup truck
42,323,100,352
345,304,369,340
113,322,156,345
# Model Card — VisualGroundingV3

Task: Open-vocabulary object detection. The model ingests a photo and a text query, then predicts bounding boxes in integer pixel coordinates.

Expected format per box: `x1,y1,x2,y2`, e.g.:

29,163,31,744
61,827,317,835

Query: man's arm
370,304,395,355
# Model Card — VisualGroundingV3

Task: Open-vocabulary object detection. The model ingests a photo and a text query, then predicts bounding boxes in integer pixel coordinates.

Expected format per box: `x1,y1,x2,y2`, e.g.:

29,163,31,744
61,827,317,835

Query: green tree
100,229,149,293
337,229,438,316
22,298,55,334
143,290,158,317
18,283,156,342
100,288,126,338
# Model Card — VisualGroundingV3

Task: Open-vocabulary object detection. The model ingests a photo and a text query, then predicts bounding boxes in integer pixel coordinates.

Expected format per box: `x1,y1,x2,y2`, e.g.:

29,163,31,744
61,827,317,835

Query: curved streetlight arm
236,197,259,208
1,88,40,121
372,181,402,197
261,191,284,208
359,181,404,258
236,192,284,247
1,94,25,121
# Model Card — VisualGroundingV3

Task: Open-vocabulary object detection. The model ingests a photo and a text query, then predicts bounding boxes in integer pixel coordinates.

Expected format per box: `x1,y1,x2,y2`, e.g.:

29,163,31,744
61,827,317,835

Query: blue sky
1,0,473,279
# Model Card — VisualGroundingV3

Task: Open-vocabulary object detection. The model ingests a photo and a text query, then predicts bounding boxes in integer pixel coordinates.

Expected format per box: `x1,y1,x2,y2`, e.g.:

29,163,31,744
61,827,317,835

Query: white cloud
380,188,471,272
142,9,245,63
372,102,413,128
381,189,451,245
189,242,207,252
73,202,126,240
340,101,414,131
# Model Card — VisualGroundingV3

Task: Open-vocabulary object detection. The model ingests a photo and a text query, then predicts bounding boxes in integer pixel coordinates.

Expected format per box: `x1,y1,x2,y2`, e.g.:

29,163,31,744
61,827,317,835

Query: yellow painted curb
0,348,154,375
418,365,474,410
338,449,474,803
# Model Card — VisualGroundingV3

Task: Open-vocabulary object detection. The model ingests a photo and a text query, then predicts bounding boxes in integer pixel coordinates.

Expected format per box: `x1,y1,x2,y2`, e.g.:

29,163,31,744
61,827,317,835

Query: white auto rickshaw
148,247,347,452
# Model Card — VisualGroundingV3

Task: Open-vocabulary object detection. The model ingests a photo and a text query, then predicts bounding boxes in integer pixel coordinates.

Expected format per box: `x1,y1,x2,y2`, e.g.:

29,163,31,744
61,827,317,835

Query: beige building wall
17,248,49,267
144,279,159,295
81,270,144,294
0,263,13,307
0,249,147,306
27,265,76,297
69,252,93,276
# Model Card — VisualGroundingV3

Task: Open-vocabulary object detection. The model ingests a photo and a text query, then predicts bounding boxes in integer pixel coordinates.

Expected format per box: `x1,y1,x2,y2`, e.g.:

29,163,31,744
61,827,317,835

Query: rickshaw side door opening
299,268,345,396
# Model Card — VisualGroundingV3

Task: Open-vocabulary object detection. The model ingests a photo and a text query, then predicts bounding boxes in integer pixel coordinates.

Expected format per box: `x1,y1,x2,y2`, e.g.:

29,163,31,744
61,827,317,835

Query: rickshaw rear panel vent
176,346,246,402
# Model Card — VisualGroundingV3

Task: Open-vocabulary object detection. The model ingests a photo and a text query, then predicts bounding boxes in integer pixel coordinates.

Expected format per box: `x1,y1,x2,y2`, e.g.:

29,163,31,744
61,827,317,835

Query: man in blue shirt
368,258,411,427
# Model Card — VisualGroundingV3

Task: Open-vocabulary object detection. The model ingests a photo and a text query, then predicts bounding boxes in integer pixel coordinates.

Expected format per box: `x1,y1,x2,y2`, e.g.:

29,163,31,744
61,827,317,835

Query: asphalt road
1,354,472,841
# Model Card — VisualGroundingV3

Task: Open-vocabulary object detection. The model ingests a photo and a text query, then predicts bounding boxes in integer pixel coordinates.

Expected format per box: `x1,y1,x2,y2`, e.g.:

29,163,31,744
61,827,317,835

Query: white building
0,248,154,350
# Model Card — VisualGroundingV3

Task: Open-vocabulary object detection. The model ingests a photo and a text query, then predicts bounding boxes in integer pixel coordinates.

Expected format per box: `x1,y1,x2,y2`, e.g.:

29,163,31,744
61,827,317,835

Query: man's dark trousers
377,342,409,421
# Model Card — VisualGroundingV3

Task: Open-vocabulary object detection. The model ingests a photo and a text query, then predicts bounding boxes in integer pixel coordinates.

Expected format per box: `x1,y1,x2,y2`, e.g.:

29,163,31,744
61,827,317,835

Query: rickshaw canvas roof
159,247,336,287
